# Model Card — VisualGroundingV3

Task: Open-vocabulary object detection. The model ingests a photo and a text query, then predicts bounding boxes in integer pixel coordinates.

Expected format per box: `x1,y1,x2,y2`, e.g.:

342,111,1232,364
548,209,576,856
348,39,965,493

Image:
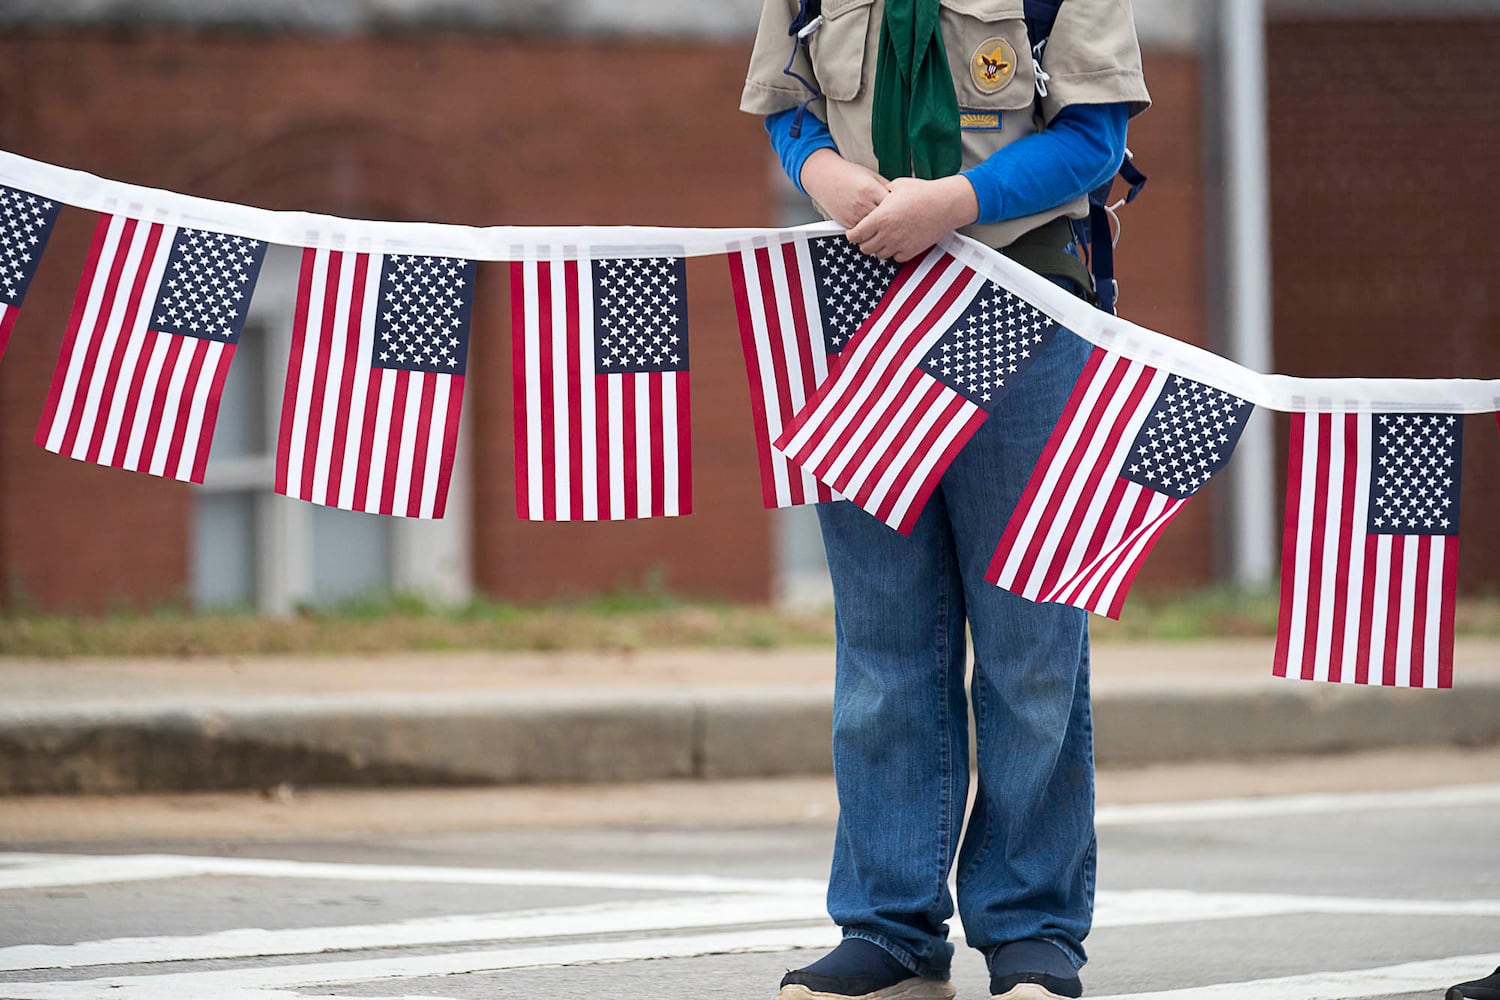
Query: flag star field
1123,376,1250,499
153,229,265,343
373,254,475,375
592,257,688,373
809,236,898,351
0,184,58,308
1369,413,1460,535
922,284,1055,407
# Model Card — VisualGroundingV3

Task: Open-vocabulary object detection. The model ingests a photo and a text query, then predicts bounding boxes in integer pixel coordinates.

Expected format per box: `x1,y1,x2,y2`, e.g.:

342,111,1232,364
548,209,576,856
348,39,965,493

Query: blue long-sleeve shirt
765,102,1128,225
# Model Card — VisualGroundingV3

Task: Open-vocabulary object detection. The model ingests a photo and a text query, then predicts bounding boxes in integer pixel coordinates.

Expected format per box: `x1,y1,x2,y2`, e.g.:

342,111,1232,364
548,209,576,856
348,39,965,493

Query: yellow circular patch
970,37,1018,94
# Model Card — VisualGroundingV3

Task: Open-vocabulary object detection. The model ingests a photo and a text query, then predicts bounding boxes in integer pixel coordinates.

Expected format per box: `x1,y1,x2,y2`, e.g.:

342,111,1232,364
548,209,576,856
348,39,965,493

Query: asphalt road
1,751,1498,1000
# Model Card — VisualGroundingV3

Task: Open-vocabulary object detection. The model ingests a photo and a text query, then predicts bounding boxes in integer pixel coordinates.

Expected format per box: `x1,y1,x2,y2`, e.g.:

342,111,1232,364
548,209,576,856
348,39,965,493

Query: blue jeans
814,325,1095,980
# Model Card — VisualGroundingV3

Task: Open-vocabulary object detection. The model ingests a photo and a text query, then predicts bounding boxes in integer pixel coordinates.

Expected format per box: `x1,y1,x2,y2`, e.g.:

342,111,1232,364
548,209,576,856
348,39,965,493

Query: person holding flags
739,2,1149,998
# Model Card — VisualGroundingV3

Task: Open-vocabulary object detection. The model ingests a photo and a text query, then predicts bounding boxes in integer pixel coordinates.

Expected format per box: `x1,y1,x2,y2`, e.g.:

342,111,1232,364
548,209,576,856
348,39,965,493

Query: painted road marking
1089,952,1500,1000
1096,782,1500,826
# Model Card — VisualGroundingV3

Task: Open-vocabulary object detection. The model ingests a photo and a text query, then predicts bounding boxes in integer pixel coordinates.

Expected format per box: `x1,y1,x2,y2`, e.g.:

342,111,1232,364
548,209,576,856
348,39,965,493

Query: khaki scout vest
742,0,1150,251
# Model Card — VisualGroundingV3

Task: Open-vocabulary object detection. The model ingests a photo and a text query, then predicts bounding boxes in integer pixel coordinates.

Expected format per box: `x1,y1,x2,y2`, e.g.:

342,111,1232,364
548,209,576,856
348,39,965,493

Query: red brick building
0,1,1495,612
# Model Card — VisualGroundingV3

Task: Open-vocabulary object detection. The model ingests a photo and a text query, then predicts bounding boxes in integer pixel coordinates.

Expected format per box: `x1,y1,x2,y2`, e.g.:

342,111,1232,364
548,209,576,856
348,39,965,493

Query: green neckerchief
870,0,962,179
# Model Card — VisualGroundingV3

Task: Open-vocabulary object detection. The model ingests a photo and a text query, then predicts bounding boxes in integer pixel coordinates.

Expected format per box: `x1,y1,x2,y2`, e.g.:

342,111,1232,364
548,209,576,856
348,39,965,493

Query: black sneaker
990,971,1083,1000
778,976,956,1000
779,938,955,1000
1448,966,1500,1000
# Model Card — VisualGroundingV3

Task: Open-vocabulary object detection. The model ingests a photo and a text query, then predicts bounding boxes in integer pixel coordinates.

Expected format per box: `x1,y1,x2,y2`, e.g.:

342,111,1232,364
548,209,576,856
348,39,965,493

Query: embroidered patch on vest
959,111,1003,130
970,37,1017,94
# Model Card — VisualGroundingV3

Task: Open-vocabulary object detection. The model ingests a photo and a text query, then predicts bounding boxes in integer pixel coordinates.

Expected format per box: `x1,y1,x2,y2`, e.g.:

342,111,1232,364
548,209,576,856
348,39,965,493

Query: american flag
275,249,472,519
35,216,264,483
988,349,1251,618
1274,412,1462,688
512,254,691,520
774,246,1060,534
728,234,897,508
0,184,61,361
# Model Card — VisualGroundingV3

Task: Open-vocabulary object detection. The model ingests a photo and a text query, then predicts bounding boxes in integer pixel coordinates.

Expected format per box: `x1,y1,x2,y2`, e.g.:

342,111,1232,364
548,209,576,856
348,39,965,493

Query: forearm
960,102,1129,224
764,108,839,196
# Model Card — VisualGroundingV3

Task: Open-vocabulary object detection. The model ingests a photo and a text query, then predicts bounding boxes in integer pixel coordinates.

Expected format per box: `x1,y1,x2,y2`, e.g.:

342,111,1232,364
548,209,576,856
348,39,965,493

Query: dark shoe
1448,966,1500,1000
990,971,1083,1000
778,938,955,1000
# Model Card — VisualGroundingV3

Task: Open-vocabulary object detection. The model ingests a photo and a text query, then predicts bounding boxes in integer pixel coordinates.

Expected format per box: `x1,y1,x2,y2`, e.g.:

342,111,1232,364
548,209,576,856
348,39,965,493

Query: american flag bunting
988,349,1251,618
512,254,691,521
0,184,61,362
36,215,264,483
774,246,1061,534
1274,411,1462,688
728,233,897,508
276,249,473,519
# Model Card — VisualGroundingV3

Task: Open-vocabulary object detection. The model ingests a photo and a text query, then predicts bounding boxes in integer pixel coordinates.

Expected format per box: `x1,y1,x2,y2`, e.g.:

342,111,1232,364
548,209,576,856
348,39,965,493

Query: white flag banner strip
36,211,265,484
511,252,691,521
275,248,472,519
727,232,896,509
3,148,1496,414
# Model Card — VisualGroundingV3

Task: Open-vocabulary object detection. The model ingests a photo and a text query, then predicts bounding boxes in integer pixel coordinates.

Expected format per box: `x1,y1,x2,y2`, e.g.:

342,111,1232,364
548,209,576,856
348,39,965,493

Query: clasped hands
799,148,980,263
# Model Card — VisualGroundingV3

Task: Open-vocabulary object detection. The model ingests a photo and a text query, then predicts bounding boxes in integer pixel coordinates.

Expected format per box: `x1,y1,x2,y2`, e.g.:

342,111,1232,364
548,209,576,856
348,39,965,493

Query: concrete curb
3,679,1499,795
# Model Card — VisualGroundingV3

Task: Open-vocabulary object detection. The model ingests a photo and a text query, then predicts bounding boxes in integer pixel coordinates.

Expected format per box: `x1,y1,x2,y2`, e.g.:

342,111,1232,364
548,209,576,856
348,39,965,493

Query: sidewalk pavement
2,641,1499,795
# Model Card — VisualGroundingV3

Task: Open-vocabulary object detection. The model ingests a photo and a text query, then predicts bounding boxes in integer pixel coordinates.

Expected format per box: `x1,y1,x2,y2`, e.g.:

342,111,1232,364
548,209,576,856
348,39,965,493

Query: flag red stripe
988,347,1108,584
160,337,209,479
133,330,182,475
379,369,410,517
1273,414,1306,678
38,216,110,439
1354,533,1379,685
86,221,163,465
621,375,638,518
777,252,941,458
1051,476,1135,607
510,262,531,518
792,259,971,480
1031,365,1155,600
108,306,161,471
1298,414,1333,681
432,374,465,519
1381,537,1404,687
729,252,778,509
58,217,138,457
191,343,237,484
676,371,693,515
1332,413,1368,680
0,307,17,360
781,242,823,506
1439,537,1458,688
892,397,986,536
1411,535,1431,687
844,369,932,507
404,373,438,517
324,252,369,506
594,368,611,520
756,249,799,496
1007,355,1134,594
299,252,343,502
275,248,317,497
565,259,584,520
537,261,557,521
649,370,666,518
1104,497,1188,619
352,366,383,512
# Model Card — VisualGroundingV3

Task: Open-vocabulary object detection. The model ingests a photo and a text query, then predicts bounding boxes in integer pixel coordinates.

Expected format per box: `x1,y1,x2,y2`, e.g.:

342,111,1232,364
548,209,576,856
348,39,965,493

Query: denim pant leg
942,328,1097,969
816,489,971,979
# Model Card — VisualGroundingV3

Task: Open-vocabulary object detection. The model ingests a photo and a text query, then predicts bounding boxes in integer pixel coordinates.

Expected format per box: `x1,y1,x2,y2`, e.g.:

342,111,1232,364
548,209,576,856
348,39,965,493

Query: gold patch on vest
970,37,1017,94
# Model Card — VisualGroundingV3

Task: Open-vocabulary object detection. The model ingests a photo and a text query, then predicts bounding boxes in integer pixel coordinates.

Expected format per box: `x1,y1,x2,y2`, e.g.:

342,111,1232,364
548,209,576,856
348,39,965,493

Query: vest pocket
809,0,876,102
938,0,1036,111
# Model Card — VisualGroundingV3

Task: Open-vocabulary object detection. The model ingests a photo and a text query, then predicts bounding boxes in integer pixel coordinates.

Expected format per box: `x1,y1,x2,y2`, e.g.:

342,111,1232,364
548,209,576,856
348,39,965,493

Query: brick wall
1266,17,1500,591
0,31,1212,610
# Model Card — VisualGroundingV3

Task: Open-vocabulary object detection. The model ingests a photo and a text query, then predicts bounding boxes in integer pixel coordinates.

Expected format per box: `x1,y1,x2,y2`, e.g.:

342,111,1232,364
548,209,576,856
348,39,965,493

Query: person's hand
844,176,980,262
799,149,891,229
